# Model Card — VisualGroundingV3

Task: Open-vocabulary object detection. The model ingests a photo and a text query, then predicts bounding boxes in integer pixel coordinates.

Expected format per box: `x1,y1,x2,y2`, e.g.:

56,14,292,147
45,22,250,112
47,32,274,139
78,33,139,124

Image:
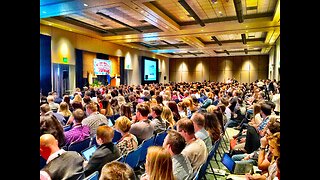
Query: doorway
52,63,70,98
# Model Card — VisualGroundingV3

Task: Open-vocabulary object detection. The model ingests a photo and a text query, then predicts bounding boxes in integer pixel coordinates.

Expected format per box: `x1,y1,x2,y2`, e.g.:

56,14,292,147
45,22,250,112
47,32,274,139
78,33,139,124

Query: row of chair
115,130,168,170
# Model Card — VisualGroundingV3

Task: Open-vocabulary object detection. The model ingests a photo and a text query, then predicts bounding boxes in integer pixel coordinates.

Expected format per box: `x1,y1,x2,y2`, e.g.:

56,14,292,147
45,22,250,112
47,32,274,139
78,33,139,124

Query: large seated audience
40,78,280,180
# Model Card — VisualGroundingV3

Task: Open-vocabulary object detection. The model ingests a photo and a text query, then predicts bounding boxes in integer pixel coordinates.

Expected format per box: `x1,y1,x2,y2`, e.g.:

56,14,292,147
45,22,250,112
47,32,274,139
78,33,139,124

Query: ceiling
40,0,280,58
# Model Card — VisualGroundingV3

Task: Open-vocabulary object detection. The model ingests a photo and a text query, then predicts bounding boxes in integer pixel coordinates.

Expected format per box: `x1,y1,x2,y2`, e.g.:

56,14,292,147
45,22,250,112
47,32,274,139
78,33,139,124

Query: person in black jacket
84,125,120,177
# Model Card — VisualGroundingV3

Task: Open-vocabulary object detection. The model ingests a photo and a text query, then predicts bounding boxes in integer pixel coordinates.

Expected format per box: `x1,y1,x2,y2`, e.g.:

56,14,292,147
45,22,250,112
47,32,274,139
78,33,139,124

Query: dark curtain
75,49,84,89
40,34,52,96
120,57,125,85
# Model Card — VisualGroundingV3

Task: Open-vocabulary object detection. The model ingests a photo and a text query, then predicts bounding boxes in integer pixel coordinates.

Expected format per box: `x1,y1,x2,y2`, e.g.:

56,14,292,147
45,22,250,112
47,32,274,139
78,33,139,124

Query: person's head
58,102,70,112
191,112,205,131
162,130,186,156
40,114,65,147
40,103,51,115
161,106,175,126
203,112,221,143
206,105,218,113
136,103,151,119
120,103,132,119
145,146,174,180
253,103,262,116
99,161,135,180
73,108,85,123
176,118,195,140
167,101,180,118
47,95,55,103
40,133,60,160
115,116,132,134
177,101,186,111
260,103,272,117
96,125,114,145
151,105,163,118
73,94,83,103
86,102,98,115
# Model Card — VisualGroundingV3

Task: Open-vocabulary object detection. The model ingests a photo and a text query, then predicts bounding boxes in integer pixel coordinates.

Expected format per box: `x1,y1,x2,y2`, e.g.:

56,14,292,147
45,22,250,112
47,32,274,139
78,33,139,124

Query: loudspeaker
164,76,166,80
145,75,148,80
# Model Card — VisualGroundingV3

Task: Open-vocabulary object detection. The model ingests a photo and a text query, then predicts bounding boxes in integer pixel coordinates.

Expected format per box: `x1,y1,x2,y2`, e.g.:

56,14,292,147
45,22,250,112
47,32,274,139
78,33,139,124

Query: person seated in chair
84,125,120,177
40,134,84,180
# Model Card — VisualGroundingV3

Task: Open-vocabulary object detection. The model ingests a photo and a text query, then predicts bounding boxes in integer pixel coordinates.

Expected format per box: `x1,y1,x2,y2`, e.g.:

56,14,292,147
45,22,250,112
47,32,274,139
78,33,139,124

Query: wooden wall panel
225,58,233,71
194,71,202,82
250,71,259,82
217,59,225,70
217,71,225,82
258,56,269,71
169,55,269,83
210,59,218,71
250,56,259,71
232,57,241,71
224,70,233,80
240,71,250,83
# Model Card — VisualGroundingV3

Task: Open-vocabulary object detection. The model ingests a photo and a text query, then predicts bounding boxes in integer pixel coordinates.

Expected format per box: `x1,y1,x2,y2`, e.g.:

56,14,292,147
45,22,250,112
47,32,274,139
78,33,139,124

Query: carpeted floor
203,128,240,180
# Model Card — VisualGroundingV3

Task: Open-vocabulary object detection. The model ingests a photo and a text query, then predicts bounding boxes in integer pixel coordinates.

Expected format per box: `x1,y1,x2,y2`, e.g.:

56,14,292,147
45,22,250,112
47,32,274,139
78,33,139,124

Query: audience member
82,102,109,137
84,125,120,176
191,112,213,151
163,130,193,180
40,103,66,126
40,113,66,148
114,116,138,155
64,108,90,146
40,134,84,180
140,146,175,180
129,103,154,144
177,118,208,173
150,105,165,133
99,161,136,180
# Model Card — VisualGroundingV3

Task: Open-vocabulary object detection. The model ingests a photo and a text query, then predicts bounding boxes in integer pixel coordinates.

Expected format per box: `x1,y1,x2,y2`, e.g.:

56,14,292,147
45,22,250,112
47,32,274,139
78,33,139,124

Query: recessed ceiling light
201,29,203,32
83,3,88,7
141,10,144,13
48,23,52,25
219,11,222,14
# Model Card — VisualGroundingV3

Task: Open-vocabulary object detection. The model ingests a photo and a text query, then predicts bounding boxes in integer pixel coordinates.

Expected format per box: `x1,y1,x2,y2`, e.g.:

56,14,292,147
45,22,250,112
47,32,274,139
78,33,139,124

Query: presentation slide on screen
144,59,157,81
94,58,111,75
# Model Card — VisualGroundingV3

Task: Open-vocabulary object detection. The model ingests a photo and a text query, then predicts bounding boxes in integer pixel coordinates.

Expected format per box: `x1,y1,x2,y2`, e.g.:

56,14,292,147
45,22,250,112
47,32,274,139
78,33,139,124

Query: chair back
68,137,91,153
83,171,99,180
124,147,142,168
63,124,72,132
89,135,98,147
154,131,167,146
112,129,122,143
138,136,155,165
40,155,46,170
115,155,126,163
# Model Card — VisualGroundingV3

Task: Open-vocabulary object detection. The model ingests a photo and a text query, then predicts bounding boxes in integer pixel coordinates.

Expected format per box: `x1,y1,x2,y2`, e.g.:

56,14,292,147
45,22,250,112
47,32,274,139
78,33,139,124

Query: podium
110,76,120,86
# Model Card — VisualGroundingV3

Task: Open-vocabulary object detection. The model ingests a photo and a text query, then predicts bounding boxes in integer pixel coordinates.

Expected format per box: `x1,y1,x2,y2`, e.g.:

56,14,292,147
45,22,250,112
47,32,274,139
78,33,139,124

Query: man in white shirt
177,118,208,173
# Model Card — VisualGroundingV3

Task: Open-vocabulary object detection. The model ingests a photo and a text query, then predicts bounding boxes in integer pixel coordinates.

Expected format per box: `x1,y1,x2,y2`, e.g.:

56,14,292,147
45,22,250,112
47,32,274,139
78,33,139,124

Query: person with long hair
203,112,221,144
167,101,181,122
161,106,175,129
140,146,175,180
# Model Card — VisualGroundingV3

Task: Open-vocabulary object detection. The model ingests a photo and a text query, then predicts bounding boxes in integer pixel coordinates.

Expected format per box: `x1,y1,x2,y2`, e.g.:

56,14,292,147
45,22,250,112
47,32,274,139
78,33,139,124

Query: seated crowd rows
40,79,280,180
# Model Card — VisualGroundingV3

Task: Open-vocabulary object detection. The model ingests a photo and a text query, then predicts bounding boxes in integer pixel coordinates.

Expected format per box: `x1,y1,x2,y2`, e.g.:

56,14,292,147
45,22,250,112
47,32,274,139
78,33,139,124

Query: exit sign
63,57,68,63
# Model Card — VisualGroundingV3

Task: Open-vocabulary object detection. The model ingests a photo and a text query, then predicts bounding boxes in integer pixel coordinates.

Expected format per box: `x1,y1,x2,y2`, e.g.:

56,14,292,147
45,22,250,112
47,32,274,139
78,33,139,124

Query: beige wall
169,55,268,83
268,37,280,81
40,24,169,86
